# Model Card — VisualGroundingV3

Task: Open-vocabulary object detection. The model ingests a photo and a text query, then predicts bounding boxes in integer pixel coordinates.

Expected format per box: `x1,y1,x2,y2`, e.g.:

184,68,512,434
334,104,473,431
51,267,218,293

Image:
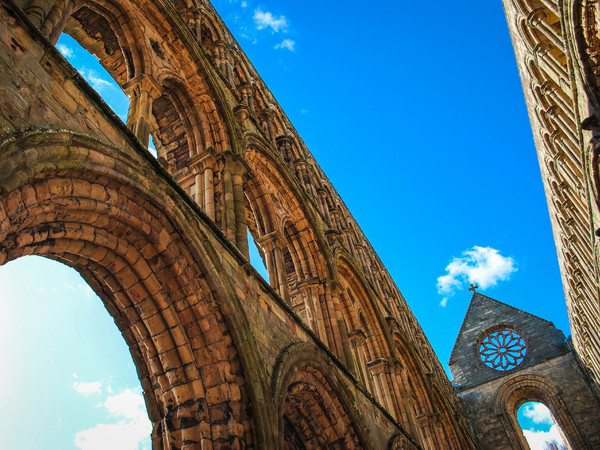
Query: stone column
232,160,249,259
219,153,248,256
331,283,355,371
260,108,276,144
276,134,294,162
25,0,54,28
39,0,74,44
297,278,327,339
203,163,215,221
258,231,290,304
316,188,331,225
124,74,162,148
237,82,255,114
349,329,371,388
214,41,233,85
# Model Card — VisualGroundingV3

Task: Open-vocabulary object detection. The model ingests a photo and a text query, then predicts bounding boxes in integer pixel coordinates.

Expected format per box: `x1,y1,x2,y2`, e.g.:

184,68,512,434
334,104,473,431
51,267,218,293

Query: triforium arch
0,130,273,448
494,374,584,449
392,331,442,449
271,342,371,450
1,0,479,447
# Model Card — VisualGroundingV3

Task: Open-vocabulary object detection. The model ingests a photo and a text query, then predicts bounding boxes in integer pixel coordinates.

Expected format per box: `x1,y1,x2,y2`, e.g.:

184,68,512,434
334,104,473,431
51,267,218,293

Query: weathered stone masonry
450,293,600,449
0,0,477,448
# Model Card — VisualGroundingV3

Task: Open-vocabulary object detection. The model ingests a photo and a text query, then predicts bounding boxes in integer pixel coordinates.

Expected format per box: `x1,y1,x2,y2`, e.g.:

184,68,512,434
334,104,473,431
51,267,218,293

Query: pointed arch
271,342,372,450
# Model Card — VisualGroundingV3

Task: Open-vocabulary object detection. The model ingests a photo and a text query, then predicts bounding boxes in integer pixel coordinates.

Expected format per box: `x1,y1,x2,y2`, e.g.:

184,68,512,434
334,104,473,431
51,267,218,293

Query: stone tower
449,292,600,449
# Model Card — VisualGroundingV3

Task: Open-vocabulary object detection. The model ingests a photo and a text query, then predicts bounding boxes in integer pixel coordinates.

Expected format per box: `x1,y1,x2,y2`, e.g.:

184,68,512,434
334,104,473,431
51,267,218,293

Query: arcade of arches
3,0,600,448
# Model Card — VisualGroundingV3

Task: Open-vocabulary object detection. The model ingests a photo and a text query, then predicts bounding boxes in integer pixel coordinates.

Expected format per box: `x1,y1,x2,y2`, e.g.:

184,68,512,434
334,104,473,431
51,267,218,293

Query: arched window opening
0,256,152,449
247,229,269,282
57,30,158,159
57,33,129,121
517,402,569,449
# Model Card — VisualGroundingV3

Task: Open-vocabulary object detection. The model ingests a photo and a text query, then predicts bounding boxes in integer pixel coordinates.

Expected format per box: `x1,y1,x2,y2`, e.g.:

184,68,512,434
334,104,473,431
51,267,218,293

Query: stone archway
0,129,272,448
494,374,585,449
271,342,371,450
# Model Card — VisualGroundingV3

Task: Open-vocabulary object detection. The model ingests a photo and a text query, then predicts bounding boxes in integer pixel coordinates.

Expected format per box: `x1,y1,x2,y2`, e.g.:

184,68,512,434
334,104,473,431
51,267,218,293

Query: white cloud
523,424,567,449
73,380,103,396
275,39,295,51
74,420,150,450
253,8,288,32
102,389,146,420
437,246,516,306
241,1,247,6
523,403,554,425
74,388,151,450
57,44,74,58
79,68,113,93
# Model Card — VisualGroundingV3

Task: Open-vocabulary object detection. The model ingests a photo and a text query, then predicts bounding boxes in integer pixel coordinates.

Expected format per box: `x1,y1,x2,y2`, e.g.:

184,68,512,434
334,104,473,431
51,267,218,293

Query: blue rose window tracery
479,330,526,371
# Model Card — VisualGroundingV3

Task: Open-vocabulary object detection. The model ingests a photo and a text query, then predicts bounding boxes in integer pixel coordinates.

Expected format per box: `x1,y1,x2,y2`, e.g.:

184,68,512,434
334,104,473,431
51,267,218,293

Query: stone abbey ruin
2,0,600,448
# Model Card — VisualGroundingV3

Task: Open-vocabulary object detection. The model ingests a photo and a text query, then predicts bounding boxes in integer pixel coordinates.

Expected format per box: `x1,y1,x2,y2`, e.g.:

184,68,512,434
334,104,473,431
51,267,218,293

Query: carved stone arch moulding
0,129,276,448
65,0,153,83
494,373,586,449
271,342,372,450
571,0,600,109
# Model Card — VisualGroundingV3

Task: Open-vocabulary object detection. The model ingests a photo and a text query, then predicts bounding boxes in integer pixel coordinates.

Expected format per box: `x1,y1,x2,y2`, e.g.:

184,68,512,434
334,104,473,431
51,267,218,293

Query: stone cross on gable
468,283,479,293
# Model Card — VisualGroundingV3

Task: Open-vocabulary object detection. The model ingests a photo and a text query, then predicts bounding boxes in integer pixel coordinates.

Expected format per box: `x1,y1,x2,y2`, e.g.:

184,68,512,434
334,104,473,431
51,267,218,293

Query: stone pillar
257,231,290,304
297,278,327,339
276,134,294,162
188,150,216,221
260,108,276,144
124,74,162,148
237,82,255,114
39,0,74,44
316,188,331,225
349,329,371,388
232,160,249,259
331,283,355,371
214,41,233,85
25,0,54,28
219,153,248,256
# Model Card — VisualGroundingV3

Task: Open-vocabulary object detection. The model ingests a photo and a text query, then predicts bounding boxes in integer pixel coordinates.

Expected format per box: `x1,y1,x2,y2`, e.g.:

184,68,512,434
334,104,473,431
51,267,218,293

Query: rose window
479,330,526,371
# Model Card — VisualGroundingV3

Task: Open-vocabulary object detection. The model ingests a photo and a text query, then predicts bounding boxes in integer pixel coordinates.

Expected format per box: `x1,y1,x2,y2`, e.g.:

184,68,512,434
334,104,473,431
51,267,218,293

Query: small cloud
74,388,151,450
241,1,247,6
275,39,295,51
79,68,113,93
57,44,74,58
300,109,309,114
102,389,145,420
437,246,516,307
523,424,567,449
73,380,103,396
523,403,554,425
253,8,288,32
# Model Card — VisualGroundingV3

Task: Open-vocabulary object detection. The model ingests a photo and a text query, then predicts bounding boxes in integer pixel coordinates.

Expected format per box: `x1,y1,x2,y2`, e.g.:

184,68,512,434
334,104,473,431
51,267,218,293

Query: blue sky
0,0,572,448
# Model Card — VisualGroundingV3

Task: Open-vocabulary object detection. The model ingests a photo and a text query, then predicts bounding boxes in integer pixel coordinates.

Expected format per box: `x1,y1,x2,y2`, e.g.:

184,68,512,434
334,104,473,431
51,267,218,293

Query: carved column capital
123,74,162,100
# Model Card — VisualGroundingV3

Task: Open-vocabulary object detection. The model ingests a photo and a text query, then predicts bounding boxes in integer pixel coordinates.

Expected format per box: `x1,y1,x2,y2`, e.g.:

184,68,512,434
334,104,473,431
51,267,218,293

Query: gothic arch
494,373,586,449
392,330,438,447
244,135,332,279
64,0,151,83
0,129,275,448
271,342,372,450
336,255,392,361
